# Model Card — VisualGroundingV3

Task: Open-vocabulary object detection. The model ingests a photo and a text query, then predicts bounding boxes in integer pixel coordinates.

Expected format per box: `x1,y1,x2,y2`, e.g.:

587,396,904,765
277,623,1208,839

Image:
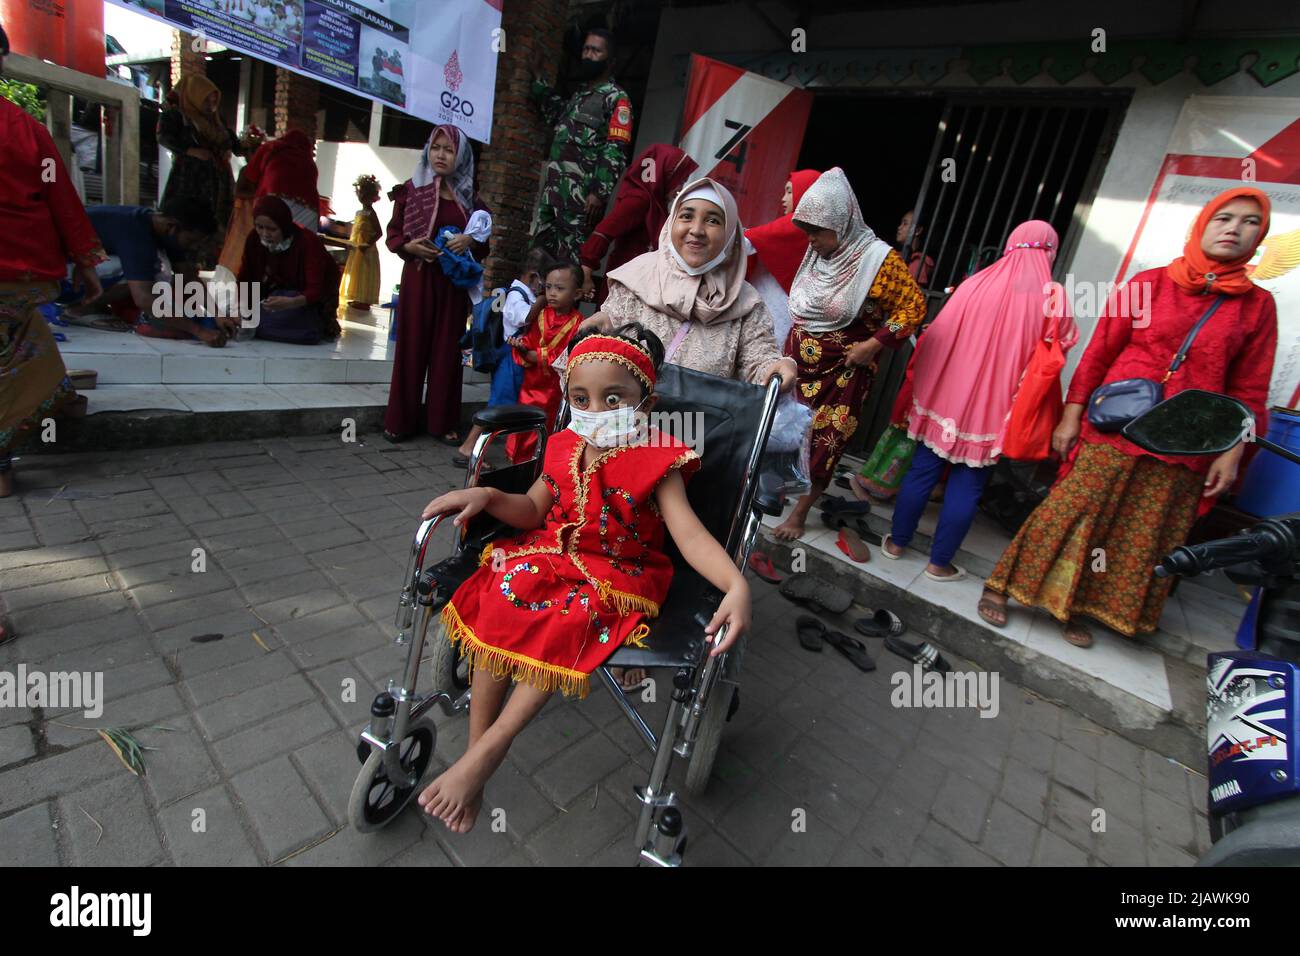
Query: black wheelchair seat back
613,364,768,670
650,363,766,557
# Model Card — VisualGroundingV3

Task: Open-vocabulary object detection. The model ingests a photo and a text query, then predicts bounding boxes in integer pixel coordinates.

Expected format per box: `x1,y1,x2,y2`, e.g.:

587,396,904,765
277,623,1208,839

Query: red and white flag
678,55,814,228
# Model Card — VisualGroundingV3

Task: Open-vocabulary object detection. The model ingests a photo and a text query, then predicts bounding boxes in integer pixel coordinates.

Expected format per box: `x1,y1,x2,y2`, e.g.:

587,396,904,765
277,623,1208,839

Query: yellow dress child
340,174,382,308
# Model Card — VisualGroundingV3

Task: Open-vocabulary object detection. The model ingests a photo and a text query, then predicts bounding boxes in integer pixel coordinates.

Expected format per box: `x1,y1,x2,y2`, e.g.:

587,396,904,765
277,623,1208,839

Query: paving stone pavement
0,436,1213,866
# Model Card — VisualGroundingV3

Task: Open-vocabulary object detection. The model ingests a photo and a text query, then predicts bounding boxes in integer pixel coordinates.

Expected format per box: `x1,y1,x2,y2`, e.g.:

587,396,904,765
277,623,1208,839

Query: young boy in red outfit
505,262,585,463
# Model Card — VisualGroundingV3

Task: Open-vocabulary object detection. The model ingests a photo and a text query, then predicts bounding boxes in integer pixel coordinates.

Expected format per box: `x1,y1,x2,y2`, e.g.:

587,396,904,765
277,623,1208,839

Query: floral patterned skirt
0,282,75,460
786,318,877,482
985,440,1202,637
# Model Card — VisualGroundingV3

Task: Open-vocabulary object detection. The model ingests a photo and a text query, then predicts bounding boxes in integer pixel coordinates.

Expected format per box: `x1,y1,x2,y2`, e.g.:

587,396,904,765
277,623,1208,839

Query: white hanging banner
106,0,502,143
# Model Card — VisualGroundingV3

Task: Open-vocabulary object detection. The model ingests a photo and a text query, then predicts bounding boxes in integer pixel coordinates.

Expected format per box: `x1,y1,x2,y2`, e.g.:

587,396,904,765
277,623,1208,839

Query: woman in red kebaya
979,187,1278,649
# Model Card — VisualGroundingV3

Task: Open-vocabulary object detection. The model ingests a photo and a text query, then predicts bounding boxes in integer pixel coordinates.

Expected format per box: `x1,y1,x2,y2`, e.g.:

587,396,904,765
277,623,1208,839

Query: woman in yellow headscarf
157,73,244,267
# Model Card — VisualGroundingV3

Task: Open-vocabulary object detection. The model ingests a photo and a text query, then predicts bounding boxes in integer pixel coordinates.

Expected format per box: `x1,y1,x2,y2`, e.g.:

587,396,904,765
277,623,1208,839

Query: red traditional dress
506,305,583,463
442,426,700,698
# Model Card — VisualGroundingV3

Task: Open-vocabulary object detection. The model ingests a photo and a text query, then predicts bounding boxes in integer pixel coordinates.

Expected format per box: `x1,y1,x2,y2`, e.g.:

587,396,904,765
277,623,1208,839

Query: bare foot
881,535,906,558
611,667,646,692
977,589,1007,627
418,757,488,832
444,789,484,834
925,563,960,578
772,514,806,541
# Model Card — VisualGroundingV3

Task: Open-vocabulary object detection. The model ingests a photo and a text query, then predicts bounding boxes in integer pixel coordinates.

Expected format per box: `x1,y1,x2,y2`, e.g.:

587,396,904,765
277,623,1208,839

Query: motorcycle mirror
1121,389,1253,457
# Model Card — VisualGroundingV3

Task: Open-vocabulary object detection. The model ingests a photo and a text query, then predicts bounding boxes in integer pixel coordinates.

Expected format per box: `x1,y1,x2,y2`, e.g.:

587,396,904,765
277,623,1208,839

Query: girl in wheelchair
416,323,751,832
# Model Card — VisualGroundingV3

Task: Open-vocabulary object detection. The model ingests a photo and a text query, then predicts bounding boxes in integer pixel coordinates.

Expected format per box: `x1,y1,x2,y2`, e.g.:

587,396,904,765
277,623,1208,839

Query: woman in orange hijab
158,73,244,267
977,188,1277,649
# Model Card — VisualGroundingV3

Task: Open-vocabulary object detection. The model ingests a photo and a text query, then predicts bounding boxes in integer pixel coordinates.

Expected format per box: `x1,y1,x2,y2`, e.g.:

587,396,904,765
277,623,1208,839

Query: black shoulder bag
1086,293,1227,433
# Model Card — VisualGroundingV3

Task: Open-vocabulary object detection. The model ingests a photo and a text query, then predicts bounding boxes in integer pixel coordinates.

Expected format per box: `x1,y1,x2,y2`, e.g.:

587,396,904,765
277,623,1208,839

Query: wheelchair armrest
473,403,547,432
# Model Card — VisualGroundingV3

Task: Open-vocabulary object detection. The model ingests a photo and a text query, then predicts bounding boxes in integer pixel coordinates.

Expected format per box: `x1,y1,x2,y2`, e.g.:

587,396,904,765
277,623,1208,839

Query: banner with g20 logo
108,0,502,144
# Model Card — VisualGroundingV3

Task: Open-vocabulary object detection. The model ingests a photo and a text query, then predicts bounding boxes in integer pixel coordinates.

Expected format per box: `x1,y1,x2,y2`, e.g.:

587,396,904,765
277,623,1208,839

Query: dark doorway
798,92,946,248
797,87,1129,457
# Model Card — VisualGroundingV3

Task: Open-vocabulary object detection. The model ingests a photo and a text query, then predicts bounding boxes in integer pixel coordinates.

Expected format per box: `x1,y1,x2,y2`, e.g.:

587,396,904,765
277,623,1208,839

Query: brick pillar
170,30,208,86
479,0,568,289
273,68,320,139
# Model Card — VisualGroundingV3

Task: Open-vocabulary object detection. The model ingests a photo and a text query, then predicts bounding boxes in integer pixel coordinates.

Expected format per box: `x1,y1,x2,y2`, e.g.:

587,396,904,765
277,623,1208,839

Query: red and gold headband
566,335,656,390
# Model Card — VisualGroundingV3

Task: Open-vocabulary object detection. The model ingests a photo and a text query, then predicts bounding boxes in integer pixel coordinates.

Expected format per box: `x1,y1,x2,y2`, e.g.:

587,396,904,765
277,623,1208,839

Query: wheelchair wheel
348,718,437,833
429,618,471,696
684,681,736,796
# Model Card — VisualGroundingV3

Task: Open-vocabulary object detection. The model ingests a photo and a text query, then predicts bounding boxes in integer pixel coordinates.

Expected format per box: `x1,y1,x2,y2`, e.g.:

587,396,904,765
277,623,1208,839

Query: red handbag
1002,315,1065,461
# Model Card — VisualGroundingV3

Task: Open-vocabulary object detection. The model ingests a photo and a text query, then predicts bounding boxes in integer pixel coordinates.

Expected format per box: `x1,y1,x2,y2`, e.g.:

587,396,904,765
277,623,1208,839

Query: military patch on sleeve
608,97,633,143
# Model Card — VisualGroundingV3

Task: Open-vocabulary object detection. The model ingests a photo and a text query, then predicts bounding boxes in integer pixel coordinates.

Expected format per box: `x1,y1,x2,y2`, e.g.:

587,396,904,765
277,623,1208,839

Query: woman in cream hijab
584,177,796,390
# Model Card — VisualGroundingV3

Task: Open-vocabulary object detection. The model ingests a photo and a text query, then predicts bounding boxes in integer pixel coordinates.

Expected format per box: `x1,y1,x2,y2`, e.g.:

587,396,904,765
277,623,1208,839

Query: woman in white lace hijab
583,177,796,390
772,167,926,542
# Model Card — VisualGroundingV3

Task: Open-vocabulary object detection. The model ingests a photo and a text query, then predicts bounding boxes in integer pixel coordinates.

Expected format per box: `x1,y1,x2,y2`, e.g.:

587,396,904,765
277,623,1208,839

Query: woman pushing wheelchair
416,323,752,833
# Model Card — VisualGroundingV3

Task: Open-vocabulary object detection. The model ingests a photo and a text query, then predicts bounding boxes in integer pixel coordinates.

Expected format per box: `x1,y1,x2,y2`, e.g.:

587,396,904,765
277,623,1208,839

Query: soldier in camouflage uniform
531,29,633,266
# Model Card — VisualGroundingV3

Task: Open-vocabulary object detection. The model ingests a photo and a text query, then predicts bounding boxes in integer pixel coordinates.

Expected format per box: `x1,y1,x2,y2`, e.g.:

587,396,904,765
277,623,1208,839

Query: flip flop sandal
747,551,785,585
822,630,876,672
836,527,871,563
1063,624,1094,648
89,316,135,332
884,634,951,673
833,475,853,491
796,615,826,653
879,533,904,560
779,573,853,615
924,566,968,582
976,597,1008,629
826,511,876,541
854,608,905,638
437,432,463,447
383,430,411,444
821,496,872,517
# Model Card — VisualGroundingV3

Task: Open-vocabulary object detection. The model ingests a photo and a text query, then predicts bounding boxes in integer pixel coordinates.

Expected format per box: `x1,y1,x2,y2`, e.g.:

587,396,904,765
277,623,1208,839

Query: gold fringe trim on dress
594,578,661,617
440,601,592,699
624,622,650,648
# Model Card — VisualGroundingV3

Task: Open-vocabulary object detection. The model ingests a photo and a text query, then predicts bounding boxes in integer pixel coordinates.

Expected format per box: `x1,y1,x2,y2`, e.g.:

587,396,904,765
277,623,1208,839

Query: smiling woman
584,177,796,390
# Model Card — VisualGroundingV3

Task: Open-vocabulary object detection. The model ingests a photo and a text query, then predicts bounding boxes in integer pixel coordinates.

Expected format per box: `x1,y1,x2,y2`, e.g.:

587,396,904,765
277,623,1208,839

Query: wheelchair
348,364,782,866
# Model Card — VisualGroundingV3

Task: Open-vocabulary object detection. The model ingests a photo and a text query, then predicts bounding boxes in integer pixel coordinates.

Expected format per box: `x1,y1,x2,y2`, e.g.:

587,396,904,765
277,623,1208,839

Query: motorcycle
1122,389,1300,866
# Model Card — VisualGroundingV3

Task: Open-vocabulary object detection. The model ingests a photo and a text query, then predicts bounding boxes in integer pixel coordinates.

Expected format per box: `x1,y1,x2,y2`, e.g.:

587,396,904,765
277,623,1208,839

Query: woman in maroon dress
383,124,488,443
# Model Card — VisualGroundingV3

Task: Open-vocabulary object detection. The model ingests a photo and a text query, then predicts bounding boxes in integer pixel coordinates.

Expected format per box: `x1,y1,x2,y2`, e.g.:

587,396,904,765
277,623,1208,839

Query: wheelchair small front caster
348,718,438,832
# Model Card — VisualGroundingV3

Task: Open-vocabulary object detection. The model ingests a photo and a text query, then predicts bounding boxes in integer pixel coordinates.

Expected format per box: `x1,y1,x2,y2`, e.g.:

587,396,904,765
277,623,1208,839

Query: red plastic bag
1003,316,1065,461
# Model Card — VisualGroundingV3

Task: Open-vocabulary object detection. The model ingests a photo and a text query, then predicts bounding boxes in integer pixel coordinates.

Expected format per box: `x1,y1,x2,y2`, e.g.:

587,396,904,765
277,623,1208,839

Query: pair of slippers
820,496,875,564
851,604,952,673
795,615,875,672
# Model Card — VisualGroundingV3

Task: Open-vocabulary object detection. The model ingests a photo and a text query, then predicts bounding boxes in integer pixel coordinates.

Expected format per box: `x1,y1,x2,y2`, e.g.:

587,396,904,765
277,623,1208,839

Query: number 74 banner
678,54,814,229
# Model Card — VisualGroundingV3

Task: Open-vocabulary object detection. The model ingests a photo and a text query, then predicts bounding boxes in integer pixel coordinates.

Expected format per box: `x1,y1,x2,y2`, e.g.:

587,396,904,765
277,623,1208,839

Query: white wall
313,140,422,303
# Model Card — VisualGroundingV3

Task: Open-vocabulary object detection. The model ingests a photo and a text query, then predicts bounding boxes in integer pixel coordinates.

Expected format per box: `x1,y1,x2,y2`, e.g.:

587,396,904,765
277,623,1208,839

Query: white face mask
568,397,649,448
